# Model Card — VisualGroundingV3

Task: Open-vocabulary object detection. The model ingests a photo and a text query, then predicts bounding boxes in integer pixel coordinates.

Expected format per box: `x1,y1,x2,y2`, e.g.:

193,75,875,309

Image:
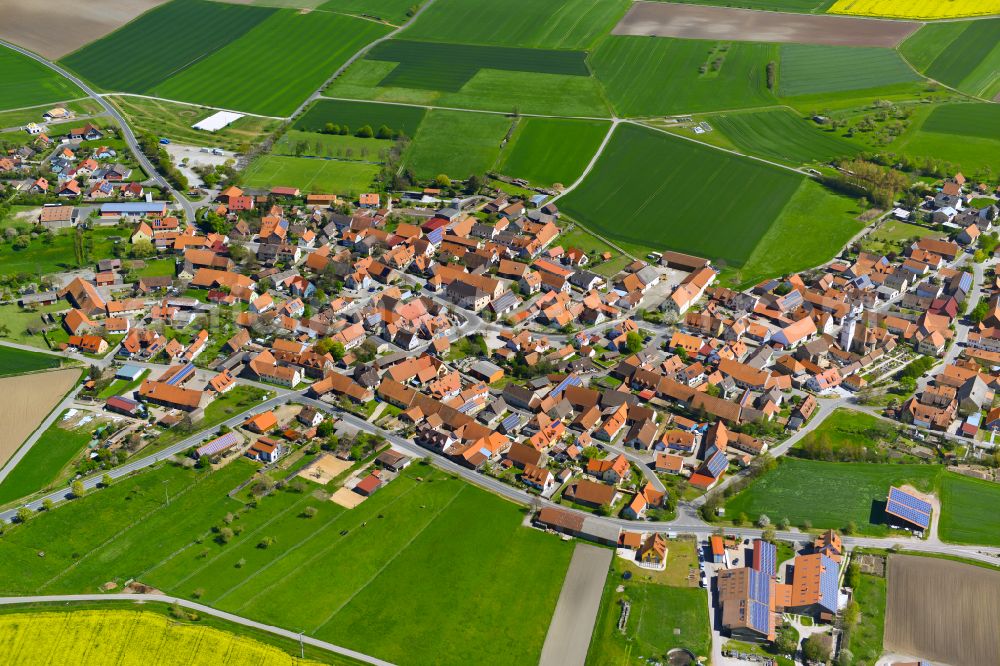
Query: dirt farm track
885,555,1000,666
614,2,919,48
0,0,167,60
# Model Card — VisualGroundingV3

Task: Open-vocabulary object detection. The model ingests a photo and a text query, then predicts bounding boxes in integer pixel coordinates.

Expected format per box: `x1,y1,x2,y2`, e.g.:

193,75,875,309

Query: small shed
116,364,144,381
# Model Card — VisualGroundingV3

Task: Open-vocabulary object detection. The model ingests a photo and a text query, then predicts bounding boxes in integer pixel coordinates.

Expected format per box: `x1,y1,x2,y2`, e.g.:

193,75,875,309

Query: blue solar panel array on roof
705,450,727,477
754,539,777,577
165,363,195,386
819,555,839,614
886,486,932,529
888,487,932,514
748,569,769,604
748,600,770,635
197,432,240,457
500,413,521,431
549,374,581,398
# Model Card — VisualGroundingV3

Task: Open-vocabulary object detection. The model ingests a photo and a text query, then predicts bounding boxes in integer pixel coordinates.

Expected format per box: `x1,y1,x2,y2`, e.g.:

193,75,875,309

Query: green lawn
778,44,921,97
587,556,711,665
0,46,84,111
791,408,905,458
96,370,149,400
845,572,886,666
0,303,67,349
0,460,573,666
711,108,860,165
0,226,126,277
134,258,177,278
0,411,94,506
559,123,804,266
295,98,427,136
273,129,394,161
400,0,630,49
499,118,610,188
0,346,61,377
241,155,380,194
404,109,512,179
591,37,777,118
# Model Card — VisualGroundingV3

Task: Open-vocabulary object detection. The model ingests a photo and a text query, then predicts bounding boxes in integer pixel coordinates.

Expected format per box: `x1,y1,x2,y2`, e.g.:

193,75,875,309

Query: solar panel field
0,46,83,111
591,37,777,117
559,124,803,266
367,40,590,91
711,108,860,165
400,0,630,49
499,118,610,188
778,44,921,97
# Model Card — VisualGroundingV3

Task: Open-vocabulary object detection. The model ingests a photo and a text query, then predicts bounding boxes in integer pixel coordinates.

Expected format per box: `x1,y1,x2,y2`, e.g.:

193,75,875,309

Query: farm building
196,432,241,459
106,396,142,417
116,364,144,381
884,486,932,533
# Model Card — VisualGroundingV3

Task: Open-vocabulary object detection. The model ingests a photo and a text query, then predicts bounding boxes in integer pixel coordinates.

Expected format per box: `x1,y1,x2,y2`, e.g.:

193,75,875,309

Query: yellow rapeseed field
828,0,1000,19
0,610,326,665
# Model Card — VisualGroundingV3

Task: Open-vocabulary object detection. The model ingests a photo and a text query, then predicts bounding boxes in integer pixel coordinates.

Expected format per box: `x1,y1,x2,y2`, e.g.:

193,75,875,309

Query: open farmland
0,346,61,377
0,46,83,111
0,461,572,666
499,118,610,188
274,130,395,161
241,156,379,195
885,555,1000,666
778,44,921,97
711,108,860,165
109,96,281,149
0,609,331,666
295,99,426,137
613,1,918,47
151,11,391,116
60,0,275,93
907,19,1000,100
0,368,79,469
400,0,630,49
894,104,1000,174
591,37,776,117
366,40,589,92
559,124,803,266
829,0,1000,19
316,0,419,23
667,0,833,10
937,474,1000,546
920,103,1000,142
404,110,512,179
0,412,97,506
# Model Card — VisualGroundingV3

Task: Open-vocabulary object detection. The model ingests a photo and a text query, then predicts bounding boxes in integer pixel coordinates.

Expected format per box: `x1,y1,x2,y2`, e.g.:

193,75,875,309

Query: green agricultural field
0,47,83,111
400,0,630,49
274,130,395,161
367,40,589,91
725,180,864,287
920,103,1000,142
906,19,1000,100
241,155,380,194
711,108,860,165
893,103,1000,175
668,0,834,9
295,99,427,136
0,460,573,666
326,60,610,117
559,124,803,266
588,555,712,665
151,11,391,116
0,346,61,377
499,118,610,188
778,44,921,97
60,0,275,93
317,0,420,23
938,474,1000,546
0,411,94,506
404,110,512,179
108,96,281,150
591,37,777,117
723,458,941,535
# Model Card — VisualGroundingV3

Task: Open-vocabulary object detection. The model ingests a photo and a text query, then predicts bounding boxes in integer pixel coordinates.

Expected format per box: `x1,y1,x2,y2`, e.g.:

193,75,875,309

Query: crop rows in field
317,0,419,23
59,0,390,116
498,118,610,187
0,47,83,111
242,155,380,195
912,19,1000,100
712,108,860,165
590,37,777,117
828,0,1000,19
400,0,630,49
778,44,920,97
295,98,427,136
367,40,589,92
920,103,1000,142
559,123,803,266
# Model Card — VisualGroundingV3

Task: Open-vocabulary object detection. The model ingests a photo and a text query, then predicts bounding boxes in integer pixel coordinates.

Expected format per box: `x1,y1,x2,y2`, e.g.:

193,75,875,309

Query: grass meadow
893,103,1000,175
844,571,886,664
274,130,394,161
0,46,83,111
901,19,1000,100
591,37,777,117
326,60,610,116
241,155,379,194
559,123,803,266
400,0,630,49
295,98,427,136
0,412,93,507
403,110,512,179
711,108,860,165
0,226,124,277
778,44,921,97
499,118,610,188
109,96,280,149
0,346,61,377
0,460,572,666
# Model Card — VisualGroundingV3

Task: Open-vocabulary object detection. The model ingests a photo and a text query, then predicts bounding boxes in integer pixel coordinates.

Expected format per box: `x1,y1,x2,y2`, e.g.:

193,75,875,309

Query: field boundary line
102,93,287,120
318,95,615,121
310,484,467,634
0,97,92,114
219,477,428,608
0,594,396,666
